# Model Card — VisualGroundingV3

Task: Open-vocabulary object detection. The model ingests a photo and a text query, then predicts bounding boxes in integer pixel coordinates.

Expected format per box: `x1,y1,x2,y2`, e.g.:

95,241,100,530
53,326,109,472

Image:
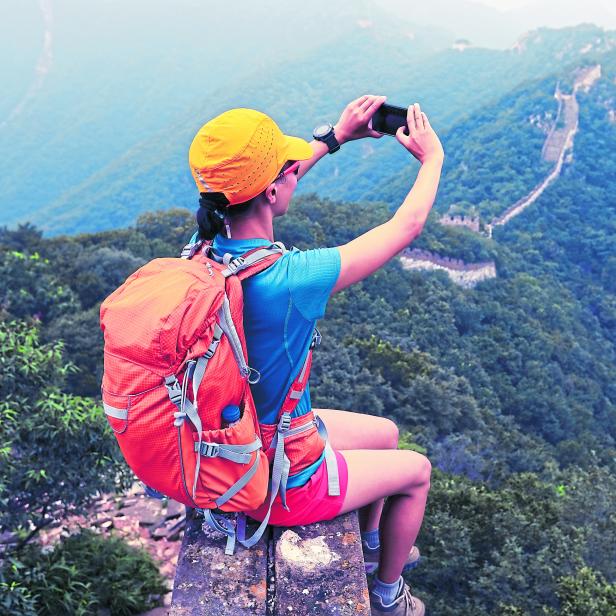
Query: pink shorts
246,450,349,526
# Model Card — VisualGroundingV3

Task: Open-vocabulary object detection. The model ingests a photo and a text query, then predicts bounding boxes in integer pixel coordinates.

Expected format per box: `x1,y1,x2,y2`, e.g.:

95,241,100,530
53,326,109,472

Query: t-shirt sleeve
288,247,341,321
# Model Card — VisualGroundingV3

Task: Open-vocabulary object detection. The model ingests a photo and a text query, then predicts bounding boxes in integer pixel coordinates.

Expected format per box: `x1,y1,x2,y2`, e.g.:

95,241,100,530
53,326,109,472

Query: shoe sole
364,558,420,575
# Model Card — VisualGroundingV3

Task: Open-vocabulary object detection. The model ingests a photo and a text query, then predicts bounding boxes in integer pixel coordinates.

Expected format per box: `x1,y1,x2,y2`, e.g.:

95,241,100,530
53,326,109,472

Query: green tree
0,319,132,547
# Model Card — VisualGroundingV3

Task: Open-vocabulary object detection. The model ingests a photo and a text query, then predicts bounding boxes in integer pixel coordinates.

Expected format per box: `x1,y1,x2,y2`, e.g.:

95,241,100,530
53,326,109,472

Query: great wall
399,248,497,289
400,64,602,288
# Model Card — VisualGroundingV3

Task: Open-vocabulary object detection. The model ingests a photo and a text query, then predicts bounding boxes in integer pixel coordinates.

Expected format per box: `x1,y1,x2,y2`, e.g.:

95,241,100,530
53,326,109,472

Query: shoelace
401,585,418,612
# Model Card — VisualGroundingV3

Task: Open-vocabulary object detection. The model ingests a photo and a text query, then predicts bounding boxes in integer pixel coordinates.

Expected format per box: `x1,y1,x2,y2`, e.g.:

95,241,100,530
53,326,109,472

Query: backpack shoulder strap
221,241,288,280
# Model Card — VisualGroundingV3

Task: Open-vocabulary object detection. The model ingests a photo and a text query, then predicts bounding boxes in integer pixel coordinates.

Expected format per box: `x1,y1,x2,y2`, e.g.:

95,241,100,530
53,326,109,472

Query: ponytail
196,192,230,240
195,192,257,239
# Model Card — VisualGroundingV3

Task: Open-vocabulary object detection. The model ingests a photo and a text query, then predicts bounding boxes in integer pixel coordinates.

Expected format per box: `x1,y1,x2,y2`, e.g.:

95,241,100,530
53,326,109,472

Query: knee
382,418,399,449
404,452,432,491
418,455,432,488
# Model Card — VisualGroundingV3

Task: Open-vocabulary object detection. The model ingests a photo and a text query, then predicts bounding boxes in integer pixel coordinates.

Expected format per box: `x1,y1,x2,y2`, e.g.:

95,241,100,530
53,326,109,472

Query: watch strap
313,125,340,154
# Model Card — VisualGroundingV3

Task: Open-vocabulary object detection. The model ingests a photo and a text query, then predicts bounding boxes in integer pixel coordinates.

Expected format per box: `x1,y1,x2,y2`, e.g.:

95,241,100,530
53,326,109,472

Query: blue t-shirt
211,235,341,485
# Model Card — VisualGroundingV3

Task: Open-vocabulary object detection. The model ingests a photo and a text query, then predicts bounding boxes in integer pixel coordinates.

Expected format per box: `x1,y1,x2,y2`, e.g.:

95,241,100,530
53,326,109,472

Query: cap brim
282,135,314,162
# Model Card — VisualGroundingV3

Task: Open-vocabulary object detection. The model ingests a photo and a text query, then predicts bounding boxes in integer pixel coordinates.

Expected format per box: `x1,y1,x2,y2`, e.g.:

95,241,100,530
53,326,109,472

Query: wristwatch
313,123,340,154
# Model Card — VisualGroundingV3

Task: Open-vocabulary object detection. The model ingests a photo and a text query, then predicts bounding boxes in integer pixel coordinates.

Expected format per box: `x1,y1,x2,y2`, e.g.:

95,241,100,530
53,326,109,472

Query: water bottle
221,404,241,429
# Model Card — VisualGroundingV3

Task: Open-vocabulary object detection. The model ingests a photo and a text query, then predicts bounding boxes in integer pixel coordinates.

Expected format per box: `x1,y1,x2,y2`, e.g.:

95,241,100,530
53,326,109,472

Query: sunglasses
275,161,301,181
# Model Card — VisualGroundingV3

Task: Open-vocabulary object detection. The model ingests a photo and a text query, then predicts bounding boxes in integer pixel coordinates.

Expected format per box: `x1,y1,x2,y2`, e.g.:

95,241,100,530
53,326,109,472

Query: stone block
170,510,268,615
170,511,368,615
272,513,370,615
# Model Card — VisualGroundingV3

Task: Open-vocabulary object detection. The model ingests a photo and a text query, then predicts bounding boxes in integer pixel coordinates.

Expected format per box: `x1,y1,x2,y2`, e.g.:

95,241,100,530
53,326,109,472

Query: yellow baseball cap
188,108,313,206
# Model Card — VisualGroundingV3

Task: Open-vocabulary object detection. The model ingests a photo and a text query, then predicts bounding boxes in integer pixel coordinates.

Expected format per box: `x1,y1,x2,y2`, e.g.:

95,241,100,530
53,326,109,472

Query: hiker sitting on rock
188,94,444,616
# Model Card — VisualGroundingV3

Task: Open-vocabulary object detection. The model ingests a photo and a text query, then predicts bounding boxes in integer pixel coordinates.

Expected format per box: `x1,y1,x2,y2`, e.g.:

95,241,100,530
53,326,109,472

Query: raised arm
332,102,444,294
297,95,387,182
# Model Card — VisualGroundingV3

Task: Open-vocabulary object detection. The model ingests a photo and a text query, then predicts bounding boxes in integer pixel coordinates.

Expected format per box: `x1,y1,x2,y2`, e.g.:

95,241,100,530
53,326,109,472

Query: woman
188,95,444,616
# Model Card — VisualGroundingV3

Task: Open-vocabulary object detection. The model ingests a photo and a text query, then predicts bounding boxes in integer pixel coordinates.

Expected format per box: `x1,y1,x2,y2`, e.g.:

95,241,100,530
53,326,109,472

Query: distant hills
0,9,615,236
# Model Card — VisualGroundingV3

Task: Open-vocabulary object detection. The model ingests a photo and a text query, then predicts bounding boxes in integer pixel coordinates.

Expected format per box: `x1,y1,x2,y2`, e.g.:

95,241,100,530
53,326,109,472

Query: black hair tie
199,193,228,220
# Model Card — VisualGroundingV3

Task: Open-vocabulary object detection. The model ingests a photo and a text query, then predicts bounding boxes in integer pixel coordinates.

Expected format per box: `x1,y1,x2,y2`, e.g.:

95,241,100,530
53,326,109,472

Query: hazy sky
475,0,616,18
473,0,545,7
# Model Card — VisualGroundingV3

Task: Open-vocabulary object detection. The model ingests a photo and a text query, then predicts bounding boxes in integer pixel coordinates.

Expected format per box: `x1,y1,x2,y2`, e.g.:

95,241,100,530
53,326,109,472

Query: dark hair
195,160,297,240
196,192,255,240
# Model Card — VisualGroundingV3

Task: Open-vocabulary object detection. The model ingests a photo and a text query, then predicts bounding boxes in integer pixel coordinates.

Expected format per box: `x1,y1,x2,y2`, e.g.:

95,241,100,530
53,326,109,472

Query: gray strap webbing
180,240,204,260
218,295,249,378
103,403,127,420
166,370,205,500
316,416,340,496
188,325,225,500
214,449,262,508
267,419,316,449
230,410,293,551
202,509,237,555
166,374,200,433
278,453,291,511
221,243,286,277
298,352,310,382
194,437,263,464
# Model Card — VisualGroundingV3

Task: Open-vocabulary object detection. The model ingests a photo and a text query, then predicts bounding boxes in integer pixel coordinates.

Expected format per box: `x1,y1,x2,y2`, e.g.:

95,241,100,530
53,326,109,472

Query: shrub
1,530,167,616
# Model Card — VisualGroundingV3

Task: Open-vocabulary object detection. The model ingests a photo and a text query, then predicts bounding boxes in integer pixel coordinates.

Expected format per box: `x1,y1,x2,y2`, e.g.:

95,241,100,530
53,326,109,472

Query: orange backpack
99,239,338,553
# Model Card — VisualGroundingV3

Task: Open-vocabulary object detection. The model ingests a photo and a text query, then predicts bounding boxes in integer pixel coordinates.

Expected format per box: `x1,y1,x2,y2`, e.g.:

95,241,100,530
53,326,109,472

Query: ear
264,182,277,204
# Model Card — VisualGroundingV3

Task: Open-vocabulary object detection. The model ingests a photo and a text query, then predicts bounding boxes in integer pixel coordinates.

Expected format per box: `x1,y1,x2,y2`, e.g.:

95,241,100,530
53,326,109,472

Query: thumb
395,125,408,145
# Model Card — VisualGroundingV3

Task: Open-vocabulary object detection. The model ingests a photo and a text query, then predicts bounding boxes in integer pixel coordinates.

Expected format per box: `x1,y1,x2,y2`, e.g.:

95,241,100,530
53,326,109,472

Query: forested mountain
2,21,614,235
0,0,451,231
2,186,615,613
2,14,616,615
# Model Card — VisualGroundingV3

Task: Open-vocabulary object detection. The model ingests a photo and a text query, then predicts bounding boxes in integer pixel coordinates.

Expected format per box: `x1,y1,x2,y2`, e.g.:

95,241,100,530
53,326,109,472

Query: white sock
372,575,403,605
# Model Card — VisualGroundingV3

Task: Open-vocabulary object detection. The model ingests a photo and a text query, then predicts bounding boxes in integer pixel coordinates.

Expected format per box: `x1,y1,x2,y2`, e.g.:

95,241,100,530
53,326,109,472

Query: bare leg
338,449,431,583
313,409,398,532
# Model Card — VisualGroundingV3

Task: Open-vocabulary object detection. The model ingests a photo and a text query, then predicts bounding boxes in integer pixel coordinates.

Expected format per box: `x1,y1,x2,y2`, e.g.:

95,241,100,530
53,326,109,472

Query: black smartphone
370,103,409,136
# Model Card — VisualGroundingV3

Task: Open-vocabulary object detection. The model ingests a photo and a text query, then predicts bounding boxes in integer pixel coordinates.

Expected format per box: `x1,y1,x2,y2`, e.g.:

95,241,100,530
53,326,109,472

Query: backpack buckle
164,376,182,406
310,328,322,349
226,256,246,274
204,338,220,359
278,413,292,433
198,442,220,458
180,240,204,260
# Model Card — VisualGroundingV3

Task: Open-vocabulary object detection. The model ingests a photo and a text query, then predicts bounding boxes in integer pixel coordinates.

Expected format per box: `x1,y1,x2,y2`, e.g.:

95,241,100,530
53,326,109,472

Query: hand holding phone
334,95,388,143
369,103,410,137
390,102,444,165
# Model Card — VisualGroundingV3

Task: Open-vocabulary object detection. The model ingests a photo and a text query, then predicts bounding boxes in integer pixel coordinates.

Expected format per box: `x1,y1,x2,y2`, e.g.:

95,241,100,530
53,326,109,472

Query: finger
421,112,430,129
373,95,387,109
364,96,387,119
355,95,370,106
413,103,423,130
359,95,377,112
418,105,426,130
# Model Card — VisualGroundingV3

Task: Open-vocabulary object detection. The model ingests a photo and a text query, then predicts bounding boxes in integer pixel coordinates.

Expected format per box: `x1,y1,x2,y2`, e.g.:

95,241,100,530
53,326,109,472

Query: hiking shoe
370,583,426,616
363,543,421,575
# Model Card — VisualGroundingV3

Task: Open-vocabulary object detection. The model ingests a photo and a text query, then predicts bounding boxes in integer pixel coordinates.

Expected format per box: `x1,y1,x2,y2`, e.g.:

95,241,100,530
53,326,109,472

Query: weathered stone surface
165,499,186,520
151,514,186,541
272,513,370,616
120,498,166,526
170,510,268,615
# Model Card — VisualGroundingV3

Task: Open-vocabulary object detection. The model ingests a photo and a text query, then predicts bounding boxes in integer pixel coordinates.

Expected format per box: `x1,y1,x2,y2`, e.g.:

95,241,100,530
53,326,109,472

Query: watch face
314,124,332,139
